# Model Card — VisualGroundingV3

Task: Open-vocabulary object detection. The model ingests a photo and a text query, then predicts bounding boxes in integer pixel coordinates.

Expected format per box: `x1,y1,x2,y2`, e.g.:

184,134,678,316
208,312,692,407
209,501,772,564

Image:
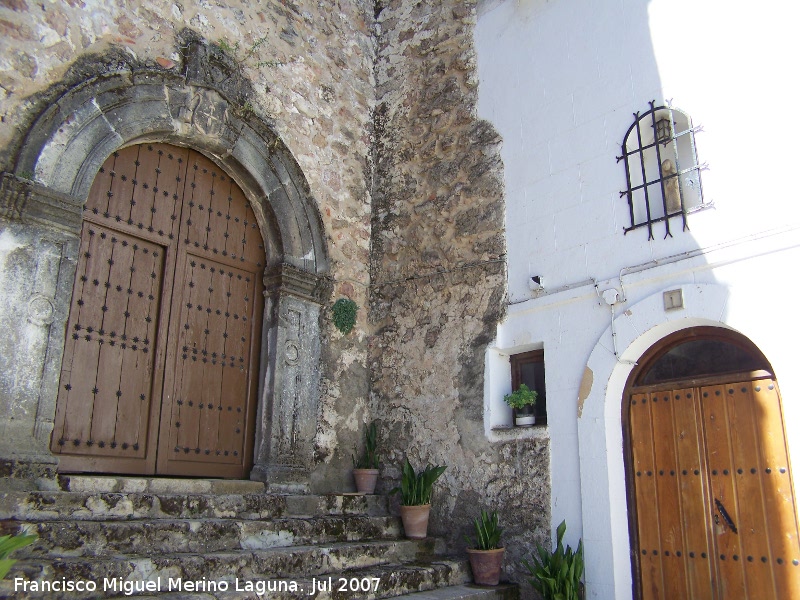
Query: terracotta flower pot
353,468,379,494
399,504,431,539
467,547,505,586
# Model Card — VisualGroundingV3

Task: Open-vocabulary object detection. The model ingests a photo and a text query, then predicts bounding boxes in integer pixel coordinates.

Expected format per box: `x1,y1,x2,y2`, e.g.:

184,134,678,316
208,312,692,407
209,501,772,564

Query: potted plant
523,520,584,600
389,458,446,539
465,509,505,586
352,420,380,494
0,530,36,579
504,383,538,427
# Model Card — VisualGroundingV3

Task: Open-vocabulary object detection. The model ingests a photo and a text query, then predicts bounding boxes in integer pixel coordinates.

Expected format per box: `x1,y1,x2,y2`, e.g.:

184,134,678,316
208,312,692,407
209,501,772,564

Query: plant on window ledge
504,383,538,427
332,298,358,334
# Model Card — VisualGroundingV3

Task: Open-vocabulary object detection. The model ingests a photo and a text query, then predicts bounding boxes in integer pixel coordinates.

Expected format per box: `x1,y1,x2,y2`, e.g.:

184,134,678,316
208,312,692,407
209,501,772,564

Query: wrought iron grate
618,101,708,239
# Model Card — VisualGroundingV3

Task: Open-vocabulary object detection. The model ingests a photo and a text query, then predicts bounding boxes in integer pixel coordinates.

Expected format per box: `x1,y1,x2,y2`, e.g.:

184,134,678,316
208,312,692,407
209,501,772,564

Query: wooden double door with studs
51,143,266,478
627,331,800,599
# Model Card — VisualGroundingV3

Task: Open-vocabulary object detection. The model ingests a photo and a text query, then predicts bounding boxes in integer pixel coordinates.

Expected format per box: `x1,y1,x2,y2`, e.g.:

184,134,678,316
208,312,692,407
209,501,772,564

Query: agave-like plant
0,530,36,579
465,509,503,550
523,520,584,600
352,420,380,469
389,458,446,506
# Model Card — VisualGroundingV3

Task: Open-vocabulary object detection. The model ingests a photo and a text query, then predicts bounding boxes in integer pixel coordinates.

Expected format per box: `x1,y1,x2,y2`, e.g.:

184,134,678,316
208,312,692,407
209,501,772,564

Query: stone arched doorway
623,326,800,599
52,143,265,478
0,40,330,490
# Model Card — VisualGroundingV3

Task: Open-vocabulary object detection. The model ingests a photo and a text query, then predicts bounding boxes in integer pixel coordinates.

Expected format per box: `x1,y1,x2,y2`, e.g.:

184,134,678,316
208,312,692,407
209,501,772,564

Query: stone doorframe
0,36,330,492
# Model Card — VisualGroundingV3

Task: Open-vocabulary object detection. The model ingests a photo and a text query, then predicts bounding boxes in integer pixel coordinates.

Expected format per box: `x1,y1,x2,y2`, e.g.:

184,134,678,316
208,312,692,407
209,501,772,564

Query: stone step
59,477,390,516
213,559,474,600
138,583,519,600
3,557,476,599
0,491,388,522
13,515,402,558
395,584,519,600
7,538,444,589
59,476,267,495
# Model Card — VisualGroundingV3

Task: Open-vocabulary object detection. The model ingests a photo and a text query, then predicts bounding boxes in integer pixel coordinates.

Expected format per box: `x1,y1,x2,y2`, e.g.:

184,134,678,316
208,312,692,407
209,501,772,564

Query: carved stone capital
0,173,82,234
263,263,332,304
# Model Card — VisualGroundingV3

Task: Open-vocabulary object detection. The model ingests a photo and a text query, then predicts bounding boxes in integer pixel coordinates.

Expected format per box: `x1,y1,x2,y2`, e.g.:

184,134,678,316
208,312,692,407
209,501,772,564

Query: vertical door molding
0,175,82,482
252,263,330,491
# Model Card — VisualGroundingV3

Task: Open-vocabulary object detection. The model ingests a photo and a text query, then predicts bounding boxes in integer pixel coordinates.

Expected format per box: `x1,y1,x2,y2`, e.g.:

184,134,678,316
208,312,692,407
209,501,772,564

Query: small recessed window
511,350,547,425
618,101,707,239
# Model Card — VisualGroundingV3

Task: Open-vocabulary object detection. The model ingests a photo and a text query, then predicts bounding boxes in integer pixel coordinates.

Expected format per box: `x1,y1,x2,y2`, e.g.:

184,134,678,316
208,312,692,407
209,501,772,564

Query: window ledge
489,424,549,441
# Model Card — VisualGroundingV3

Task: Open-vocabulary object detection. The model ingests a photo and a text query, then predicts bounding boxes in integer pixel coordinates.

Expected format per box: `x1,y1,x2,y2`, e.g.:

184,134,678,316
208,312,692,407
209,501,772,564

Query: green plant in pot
0,530,36,579
504,383,538,427
465,509,505,586
523,520,584,600
352,420,380,494
389,458,446,539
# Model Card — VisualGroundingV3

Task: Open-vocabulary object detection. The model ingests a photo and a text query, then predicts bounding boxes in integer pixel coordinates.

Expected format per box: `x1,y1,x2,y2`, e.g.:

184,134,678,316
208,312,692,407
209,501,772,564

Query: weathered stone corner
0,173,82,234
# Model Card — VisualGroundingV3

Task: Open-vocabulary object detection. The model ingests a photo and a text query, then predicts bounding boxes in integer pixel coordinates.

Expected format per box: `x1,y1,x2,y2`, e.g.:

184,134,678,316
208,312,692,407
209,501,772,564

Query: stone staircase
0,476,517,599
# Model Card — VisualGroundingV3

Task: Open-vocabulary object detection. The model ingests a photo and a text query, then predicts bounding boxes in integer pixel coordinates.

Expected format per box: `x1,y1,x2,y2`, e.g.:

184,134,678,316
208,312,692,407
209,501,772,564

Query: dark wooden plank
173,255,211,455
204,171,229,259
225,178,248,264
114,237,164,456
650,390,690,599
722,382,778,599
630,392,665,600
61,224,109,451
150,146,189,241
183,154,215,251
87,232,133,452
673,387,715,599
129,144,163,231
751,381,800,599
702,384,747,599
106,147,140,225
237,184,262,266
196,263,227,458
51,223,95,453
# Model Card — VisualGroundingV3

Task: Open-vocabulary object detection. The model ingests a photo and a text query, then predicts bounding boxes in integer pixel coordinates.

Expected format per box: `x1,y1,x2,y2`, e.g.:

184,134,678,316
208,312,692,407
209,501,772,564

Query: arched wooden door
625,328,800,599
51,143,266,478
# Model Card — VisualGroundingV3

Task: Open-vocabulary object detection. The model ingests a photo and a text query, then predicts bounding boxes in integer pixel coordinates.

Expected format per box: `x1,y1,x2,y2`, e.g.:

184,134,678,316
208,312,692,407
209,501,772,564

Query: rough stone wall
370,0,550,589
0,0,375,490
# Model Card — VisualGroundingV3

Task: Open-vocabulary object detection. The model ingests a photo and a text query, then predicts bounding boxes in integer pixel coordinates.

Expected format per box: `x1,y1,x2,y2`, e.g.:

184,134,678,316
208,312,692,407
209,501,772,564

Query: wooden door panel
157,256,260,476
671,388,715,599
716,382,778,598
748,381,800,598
630,392,666,600
701,384,748,598
156,150,264,478
631,388,716,600
51,223,165,472
649,390,690,600
54,143,265,478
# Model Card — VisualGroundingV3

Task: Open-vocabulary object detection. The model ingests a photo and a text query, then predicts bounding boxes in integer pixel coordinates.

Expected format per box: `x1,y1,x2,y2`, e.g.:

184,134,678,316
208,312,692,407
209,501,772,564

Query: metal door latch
715,498,738,534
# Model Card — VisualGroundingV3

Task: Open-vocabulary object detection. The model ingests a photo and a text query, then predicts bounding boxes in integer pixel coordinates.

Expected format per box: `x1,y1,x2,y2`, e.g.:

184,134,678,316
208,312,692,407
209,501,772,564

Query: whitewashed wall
476,1,800,598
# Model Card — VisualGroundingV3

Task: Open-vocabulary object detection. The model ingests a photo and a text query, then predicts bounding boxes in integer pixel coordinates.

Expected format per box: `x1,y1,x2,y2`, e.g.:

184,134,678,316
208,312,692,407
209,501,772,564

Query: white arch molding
576,282,799,599
0,39,330,491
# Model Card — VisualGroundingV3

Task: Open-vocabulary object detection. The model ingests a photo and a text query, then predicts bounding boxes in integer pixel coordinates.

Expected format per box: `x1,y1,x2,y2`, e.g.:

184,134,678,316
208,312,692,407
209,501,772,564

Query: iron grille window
510,350,547,425
618,101,707,239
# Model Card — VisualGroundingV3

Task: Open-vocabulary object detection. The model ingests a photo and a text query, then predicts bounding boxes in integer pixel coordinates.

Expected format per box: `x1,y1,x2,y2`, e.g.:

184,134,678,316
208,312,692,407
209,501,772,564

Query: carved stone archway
0,36,329,491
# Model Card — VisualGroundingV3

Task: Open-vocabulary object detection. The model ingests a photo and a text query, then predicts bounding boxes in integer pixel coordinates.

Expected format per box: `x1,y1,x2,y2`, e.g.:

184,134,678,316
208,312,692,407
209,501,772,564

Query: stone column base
0,457,61,492
251,464,310,494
